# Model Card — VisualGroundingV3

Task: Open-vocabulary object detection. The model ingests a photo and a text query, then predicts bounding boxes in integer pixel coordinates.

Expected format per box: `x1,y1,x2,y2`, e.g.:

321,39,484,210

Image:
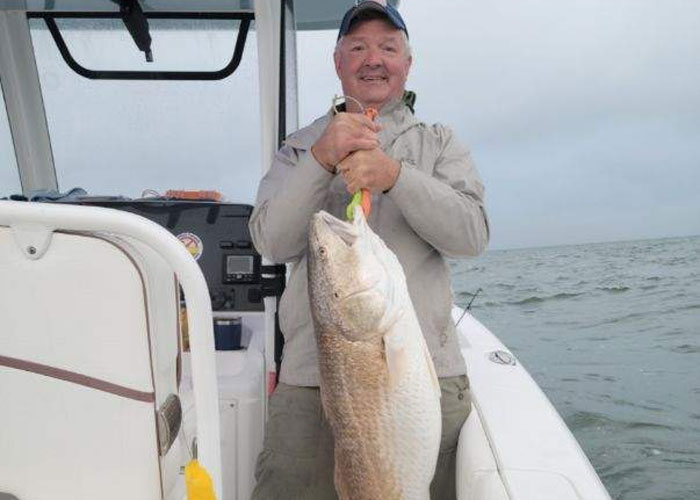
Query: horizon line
487,232,700,253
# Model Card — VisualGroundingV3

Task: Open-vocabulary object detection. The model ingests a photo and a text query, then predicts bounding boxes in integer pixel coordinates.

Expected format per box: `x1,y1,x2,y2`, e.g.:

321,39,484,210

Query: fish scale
319,334,400,499
308,207,441,500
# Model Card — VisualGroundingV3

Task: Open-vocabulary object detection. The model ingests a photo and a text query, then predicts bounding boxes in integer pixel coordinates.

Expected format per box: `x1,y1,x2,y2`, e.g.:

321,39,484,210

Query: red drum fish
308,207,442,500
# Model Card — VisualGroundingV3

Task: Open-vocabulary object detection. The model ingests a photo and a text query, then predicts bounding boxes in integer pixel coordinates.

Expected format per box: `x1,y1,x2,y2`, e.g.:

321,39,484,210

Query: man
249,1,489,498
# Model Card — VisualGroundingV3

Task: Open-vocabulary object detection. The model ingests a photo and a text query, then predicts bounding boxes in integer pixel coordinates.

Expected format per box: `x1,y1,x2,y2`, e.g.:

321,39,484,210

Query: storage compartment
180,312,266,500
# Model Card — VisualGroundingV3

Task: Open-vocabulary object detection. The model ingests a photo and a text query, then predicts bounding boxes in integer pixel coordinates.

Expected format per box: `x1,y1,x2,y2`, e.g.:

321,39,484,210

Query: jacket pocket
438,375,472,453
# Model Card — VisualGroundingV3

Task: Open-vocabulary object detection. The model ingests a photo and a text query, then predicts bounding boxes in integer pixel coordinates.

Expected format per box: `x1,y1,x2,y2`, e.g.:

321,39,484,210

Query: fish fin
383,332,408,392
353,204,365,224
353,204,372,236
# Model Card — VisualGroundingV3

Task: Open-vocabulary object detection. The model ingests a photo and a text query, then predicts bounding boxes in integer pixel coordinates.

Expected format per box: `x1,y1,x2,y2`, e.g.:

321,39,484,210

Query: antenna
456,288,482,327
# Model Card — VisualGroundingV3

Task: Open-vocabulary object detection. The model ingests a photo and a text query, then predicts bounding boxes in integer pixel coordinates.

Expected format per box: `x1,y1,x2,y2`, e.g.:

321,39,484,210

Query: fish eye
319,247,326,255
334,292,339,298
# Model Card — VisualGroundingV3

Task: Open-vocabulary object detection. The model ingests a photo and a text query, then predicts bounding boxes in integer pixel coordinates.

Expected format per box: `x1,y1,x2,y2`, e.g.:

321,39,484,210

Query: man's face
334,18,412,112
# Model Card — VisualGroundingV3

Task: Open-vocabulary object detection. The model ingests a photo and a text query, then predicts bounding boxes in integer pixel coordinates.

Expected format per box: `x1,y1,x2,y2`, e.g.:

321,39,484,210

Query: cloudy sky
297,0,700,249
1,0,699,249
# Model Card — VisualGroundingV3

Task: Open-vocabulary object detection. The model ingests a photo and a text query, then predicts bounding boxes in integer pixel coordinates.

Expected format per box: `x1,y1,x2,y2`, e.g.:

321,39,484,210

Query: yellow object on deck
185,460,217,500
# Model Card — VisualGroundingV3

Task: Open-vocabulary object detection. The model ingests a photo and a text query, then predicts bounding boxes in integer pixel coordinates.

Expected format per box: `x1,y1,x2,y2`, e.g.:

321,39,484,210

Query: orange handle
361,107,378,217
360,187,371,216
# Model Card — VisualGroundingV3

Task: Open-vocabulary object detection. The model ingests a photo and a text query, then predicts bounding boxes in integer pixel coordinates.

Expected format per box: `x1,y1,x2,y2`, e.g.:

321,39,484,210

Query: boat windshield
22,16,261,202
0,83,20,194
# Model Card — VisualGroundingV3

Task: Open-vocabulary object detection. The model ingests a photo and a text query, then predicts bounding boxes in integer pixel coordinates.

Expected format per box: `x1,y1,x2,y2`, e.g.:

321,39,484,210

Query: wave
583,311,648,327
495,283,515,289
597,285,631,293
676,303,700,312
671,344,700,354
510,292,583,305
566,411,674,432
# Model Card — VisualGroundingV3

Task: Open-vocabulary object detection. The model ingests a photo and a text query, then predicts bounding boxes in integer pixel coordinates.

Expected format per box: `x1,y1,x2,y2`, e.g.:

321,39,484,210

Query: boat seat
0,207,196,499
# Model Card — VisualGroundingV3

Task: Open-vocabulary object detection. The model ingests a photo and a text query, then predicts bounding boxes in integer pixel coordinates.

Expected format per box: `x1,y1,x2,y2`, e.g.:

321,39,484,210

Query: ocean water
449,235,700,500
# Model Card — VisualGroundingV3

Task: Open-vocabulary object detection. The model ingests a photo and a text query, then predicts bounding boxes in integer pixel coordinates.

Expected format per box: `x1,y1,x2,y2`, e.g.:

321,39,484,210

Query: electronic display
226,255,254,276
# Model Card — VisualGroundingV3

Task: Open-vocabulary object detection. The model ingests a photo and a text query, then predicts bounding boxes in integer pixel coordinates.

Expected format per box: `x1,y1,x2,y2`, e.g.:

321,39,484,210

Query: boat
0,1,611,499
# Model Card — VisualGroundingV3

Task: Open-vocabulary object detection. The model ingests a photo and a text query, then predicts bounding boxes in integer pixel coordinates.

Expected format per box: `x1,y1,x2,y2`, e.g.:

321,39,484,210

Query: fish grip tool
330,95,378,220
346,107,378,220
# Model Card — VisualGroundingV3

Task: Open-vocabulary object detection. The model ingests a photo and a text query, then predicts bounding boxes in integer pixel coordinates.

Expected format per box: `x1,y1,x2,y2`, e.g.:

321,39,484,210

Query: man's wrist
382,158,402,194
311,145,335,174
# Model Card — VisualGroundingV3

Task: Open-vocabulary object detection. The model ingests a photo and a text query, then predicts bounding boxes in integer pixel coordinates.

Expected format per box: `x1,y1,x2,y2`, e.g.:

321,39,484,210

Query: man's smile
359,74,388,82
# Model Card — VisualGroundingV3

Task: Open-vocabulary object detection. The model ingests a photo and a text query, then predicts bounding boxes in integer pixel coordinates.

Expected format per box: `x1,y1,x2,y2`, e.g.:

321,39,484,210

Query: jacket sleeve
249,143,335,263
386,124,490,258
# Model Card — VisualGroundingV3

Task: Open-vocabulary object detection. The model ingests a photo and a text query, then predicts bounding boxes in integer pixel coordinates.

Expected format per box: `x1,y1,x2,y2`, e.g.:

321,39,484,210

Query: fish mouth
313,211,359,246
311,211,380,302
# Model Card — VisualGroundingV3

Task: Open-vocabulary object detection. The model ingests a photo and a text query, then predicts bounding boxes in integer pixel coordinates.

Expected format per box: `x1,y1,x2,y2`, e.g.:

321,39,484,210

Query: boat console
56,198,285,313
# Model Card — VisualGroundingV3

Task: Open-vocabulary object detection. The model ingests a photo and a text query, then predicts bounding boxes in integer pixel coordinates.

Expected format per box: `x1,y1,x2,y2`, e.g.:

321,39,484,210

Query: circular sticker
177,232,204,261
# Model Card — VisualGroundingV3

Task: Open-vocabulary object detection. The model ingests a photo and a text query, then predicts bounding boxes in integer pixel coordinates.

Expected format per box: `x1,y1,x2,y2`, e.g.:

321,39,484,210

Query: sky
1,0,699,249
296,0,700,249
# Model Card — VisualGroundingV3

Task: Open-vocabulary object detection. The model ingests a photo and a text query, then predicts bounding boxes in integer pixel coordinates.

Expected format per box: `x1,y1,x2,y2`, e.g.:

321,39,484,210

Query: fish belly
318,331,402,500
388,316,442,500
318,318,441,500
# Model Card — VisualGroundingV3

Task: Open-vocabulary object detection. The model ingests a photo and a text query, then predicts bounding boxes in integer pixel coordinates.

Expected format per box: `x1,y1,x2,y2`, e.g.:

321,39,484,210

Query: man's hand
337,148,401,194
311,113,380,172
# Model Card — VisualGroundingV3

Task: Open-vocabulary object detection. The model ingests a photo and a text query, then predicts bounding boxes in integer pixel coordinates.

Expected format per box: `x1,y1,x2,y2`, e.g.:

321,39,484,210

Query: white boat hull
454,309,611,499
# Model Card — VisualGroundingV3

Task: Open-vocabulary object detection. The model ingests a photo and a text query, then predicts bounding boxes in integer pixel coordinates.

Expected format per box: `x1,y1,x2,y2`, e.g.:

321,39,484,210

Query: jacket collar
375,95,421,149
284,92,420,151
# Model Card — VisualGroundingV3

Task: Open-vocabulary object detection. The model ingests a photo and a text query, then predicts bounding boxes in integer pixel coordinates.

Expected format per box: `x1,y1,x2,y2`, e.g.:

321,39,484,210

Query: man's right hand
311,113,381,173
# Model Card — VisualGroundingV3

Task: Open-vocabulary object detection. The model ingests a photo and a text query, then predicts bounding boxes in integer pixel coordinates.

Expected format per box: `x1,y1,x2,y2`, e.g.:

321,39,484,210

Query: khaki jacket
249,97,489,386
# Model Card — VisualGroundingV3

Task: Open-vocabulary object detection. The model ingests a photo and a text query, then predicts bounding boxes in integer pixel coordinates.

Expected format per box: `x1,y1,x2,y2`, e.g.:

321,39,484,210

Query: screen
226,255,254,275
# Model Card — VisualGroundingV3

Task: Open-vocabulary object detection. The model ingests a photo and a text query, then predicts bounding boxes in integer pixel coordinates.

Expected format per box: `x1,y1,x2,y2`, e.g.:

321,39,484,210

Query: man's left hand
336,148,401,194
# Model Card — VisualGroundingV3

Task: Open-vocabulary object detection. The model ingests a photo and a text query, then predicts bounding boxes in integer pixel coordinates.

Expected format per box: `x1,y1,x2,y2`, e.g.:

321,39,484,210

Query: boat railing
0,199,222,499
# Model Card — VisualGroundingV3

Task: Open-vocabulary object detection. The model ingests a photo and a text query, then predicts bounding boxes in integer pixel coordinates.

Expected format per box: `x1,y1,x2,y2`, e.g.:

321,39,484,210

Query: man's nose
363,46,383,67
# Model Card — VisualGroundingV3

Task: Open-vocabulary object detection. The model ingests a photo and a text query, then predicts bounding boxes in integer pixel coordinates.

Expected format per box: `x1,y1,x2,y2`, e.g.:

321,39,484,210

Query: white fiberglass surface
28,18,261,203
0,82,21,195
